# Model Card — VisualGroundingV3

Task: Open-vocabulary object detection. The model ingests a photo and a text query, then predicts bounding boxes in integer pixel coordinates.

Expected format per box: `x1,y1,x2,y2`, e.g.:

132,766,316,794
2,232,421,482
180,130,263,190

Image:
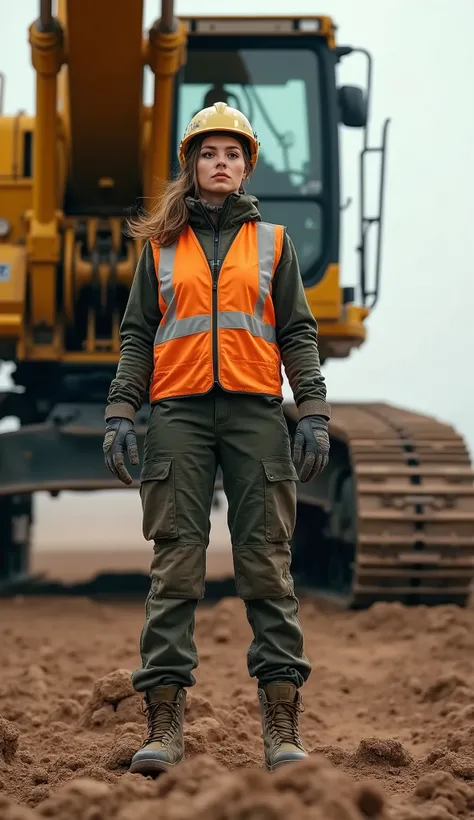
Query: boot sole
266,756,307,772
129,756,184,776
266,760,289,773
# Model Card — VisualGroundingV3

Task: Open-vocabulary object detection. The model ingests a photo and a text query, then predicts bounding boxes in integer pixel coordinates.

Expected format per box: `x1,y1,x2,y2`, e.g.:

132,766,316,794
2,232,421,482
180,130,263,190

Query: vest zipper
212,230,220,383
198,199,231,386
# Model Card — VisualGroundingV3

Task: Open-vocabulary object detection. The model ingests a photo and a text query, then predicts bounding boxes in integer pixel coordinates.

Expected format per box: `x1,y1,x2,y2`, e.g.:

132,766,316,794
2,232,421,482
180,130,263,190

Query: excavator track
329,402,474,608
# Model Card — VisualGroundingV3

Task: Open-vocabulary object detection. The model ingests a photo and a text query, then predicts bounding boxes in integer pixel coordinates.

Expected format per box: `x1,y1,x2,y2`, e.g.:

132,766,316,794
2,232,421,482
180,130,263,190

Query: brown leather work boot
129,684,186,775
258,682,308,771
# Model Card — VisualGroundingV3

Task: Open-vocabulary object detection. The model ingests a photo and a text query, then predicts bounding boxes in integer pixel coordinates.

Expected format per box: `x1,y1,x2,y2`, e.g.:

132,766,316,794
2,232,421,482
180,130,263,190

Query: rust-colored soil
1,594,474,819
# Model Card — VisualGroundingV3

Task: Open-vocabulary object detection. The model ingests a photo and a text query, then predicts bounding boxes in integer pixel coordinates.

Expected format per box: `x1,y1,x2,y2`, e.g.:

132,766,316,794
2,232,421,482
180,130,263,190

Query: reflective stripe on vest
149,220,284,401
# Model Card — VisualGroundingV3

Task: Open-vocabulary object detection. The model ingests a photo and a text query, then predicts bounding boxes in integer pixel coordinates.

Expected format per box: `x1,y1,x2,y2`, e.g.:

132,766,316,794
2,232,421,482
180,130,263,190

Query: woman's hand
103,417,139,485
292,415,330,482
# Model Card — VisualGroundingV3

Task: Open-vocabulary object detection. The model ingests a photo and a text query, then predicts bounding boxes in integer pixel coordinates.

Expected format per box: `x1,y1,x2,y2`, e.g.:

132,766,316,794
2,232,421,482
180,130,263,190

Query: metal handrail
159,0,178,33
40,0,52,28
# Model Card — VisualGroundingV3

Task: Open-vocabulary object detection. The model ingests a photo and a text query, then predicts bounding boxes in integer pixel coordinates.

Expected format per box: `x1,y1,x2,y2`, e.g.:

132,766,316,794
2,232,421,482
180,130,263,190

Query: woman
103,102,331,775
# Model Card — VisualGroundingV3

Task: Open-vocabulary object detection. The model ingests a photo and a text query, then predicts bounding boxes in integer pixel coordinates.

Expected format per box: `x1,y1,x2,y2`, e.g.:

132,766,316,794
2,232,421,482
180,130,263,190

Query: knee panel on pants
150,543,206,599
233,544,295,599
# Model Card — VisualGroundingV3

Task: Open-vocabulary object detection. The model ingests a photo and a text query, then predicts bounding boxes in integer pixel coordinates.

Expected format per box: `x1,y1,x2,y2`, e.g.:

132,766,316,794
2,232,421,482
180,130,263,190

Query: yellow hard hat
178,101,259,168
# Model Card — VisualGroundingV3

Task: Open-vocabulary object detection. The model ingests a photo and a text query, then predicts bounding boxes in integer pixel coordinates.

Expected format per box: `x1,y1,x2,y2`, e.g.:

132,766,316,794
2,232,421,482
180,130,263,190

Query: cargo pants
131,386,312,692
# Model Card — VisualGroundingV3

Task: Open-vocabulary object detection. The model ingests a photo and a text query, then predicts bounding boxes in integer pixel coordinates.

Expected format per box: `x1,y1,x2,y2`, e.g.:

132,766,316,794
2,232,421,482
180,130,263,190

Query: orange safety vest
149,220,285,402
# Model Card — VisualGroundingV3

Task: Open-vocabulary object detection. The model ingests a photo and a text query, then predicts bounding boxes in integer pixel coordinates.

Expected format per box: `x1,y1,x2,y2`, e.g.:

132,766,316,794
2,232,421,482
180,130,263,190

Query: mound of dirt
1,595,474,818
0,716,19,764
8,755,385,820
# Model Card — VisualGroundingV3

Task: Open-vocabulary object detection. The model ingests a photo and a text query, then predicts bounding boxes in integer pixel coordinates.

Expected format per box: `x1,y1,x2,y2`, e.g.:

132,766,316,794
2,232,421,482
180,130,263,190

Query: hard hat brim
178,125,259,168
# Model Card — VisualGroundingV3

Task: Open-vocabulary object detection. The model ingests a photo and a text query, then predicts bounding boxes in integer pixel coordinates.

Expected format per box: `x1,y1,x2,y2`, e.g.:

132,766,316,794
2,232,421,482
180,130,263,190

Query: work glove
292,414,330,482
103,417,139,486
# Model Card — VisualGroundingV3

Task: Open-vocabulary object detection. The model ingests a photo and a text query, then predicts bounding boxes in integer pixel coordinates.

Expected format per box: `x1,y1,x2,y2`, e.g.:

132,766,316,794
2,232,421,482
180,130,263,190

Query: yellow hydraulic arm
146,0,186,198
6,0,186,362
26,0,64,355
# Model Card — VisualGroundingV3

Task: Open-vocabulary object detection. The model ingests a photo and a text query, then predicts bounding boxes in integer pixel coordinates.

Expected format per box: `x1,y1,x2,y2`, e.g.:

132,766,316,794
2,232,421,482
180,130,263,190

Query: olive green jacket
105,193,330,421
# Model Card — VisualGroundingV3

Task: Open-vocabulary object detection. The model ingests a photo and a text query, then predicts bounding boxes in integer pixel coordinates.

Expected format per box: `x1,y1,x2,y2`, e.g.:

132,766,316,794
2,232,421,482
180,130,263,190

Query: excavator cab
179,50,323,279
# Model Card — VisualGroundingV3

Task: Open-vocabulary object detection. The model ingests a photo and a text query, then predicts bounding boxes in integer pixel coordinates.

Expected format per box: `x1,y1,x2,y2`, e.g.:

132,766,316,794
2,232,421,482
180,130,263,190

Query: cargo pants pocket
140,457,178,542
262,458,298,543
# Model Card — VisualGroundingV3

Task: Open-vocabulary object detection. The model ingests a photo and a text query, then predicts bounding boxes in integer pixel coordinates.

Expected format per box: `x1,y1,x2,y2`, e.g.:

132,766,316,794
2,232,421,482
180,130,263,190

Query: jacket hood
185,192,261,232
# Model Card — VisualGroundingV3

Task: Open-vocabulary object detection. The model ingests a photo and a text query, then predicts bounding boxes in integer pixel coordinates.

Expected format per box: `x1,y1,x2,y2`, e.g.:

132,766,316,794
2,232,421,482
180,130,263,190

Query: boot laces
266,697,305,747
141,698,180,745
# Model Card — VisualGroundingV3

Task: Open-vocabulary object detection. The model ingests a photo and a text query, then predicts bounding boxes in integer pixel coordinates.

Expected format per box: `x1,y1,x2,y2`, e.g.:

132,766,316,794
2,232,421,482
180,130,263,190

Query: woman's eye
200,150,240,159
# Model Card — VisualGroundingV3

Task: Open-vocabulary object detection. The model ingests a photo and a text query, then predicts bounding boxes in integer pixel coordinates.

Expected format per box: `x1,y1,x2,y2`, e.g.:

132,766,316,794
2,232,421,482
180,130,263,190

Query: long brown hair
126,133,252,246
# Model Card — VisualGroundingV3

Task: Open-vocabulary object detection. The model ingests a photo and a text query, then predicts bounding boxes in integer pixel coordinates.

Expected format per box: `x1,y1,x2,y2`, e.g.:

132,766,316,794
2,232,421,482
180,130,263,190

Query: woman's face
196,134,247,202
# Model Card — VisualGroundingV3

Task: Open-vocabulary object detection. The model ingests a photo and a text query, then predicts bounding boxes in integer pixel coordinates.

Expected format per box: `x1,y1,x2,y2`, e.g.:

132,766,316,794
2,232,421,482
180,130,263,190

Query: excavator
1,1,474,606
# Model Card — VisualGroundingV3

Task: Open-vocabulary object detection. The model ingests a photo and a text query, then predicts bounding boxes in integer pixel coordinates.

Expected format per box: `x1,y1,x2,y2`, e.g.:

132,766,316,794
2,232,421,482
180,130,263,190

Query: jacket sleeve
272,232,331,420
105,241,161,422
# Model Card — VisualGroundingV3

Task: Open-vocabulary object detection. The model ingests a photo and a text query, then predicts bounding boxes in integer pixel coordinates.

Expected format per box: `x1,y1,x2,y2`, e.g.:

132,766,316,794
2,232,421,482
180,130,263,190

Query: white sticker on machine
0,263,11,281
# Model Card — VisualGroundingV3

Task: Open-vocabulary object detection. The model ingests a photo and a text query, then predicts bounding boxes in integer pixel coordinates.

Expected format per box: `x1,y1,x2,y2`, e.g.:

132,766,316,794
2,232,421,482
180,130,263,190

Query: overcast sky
1,0,473,549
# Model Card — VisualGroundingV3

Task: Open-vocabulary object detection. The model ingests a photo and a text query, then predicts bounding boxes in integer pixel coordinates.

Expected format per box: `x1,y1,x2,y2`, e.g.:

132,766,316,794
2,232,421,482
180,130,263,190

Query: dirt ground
1,579,474,820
